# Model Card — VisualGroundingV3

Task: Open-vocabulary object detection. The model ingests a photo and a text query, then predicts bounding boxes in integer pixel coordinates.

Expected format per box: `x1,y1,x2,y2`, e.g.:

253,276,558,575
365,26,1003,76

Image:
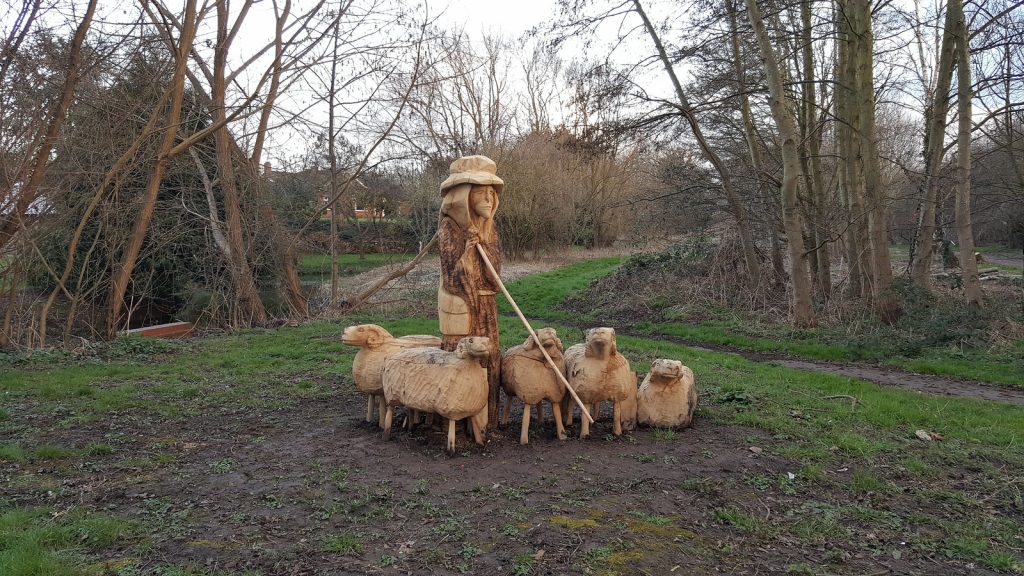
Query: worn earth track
520,315,1024,406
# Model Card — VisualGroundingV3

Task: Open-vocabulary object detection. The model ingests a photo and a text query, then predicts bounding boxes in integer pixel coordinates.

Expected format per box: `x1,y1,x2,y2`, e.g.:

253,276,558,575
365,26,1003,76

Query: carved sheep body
343,324,441,427
562,327,632,438
637,359,697,429
382,336,491,453
500,328,567,444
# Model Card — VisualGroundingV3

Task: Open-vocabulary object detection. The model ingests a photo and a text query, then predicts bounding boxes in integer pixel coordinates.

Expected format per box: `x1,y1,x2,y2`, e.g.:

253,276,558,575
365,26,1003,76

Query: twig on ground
821,394,858,410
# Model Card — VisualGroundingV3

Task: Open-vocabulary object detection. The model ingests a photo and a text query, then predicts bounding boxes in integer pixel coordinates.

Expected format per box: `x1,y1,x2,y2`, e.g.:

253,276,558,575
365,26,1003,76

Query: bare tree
744,0,816,326
952,0,983,306
0,0,98,252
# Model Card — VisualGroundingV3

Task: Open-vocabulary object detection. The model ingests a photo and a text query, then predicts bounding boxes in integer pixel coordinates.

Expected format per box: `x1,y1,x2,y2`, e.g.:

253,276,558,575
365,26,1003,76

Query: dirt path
983,252,1022,269
642,330,1024,405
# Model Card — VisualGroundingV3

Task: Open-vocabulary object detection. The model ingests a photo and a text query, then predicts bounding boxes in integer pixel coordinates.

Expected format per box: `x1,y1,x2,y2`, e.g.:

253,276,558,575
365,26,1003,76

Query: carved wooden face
341,324,387,348
469,185,496,219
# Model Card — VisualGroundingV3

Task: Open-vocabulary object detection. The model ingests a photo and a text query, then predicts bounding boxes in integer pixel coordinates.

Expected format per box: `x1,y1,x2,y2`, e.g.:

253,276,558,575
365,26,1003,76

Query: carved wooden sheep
381,336,492,453
637,359,697,429
500,328,567,444
342,324,441,428
561,327,633,438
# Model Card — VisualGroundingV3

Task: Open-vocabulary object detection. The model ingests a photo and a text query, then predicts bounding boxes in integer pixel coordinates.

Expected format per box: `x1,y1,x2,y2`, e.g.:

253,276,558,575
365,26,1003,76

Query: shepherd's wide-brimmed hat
439,155,504,195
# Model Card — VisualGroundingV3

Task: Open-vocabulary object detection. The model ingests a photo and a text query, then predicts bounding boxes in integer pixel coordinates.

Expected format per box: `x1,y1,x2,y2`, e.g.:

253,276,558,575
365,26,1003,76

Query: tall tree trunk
106,0,198,338
634,0,761,287
801,0,832,296
849,0,899,321
328,16,341,309
212,0,267,326
745,0,816,326
727,0,777,285
910,0,959,285
0,0,97,253
835,0,873,299
952,0,982,307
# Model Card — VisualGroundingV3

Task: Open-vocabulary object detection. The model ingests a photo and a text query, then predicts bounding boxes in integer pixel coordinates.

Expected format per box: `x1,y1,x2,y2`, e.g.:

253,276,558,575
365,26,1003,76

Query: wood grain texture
562,328,632,438
637,359,697,429
382,336,491,423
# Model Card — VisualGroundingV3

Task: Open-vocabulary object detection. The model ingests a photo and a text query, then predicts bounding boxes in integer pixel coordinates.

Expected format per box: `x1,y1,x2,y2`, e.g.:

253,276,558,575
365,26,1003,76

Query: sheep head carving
455,336,492,360
649,359,684,383
523,328,563,354
584,327,617,359
342,324,392,349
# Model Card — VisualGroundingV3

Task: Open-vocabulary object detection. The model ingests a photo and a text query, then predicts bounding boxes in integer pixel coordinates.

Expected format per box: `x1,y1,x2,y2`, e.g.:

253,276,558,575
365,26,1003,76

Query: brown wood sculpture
381,336,492,454
637,359,698,429
342,324,441,428
500,328,567,444
562,328,633,438
438,155,503,428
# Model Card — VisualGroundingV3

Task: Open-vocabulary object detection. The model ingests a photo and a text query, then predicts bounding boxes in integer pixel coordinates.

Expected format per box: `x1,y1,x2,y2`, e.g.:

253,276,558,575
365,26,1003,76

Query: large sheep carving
561,327,633,439
382,336,492,453
500,328,567,444
637,359,697,428
342,324,441,428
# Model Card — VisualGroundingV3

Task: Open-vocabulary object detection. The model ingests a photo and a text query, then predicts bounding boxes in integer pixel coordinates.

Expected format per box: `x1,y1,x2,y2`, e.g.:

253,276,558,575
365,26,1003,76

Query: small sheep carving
382,336,492,453
342,324,441,428
637,359,697,429
581,371,638,431
500,328,567,444
561,327,633,438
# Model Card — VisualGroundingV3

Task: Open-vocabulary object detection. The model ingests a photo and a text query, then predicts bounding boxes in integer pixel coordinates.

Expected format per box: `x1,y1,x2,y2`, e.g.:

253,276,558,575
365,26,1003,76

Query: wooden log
125,321,194,339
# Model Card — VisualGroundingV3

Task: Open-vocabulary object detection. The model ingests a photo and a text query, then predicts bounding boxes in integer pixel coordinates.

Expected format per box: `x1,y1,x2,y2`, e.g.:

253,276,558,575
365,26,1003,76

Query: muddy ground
4,381,1014,576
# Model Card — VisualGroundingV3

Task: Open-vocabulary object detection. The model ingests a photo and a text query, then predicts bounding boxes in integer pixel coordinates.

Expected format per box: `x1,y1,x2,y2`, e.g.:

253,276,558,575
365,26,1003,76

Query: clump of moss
550,515,600,530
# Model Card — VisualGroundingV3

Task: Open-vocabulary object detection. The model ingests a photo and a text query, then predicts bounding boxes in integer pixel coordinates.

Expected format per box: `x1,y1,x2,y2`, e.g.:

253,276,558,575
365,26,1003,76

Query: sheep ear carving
455,340,468,359
524,336,537,350
366,330,382,348
555,337,563,351
609,338,618,356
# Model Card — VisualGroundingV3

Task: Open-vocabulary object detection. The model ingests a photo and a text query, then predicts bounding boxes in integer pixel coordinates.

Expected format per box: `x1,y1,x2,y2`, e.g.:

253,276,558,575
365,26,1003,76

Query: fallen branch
342,232,438,313
821,394,858,410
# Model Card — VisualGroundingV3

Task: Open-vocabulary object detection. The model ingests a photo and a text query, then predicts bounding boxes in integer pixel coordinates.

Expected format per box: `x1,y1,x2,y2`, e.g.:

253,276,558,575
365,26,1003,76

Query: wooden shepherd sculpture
438,155,504,428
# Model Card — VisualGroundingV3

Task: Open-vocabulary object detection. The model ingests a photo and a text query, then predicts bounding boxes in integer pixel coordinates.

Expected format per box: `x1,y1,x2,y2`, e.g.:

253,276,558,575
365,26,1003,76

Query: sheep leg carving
520,403,531,445
552,401,566,440
471,415,484,445
580,409,591,439
383,406,394,441
366,395,375,422
535,403,544,425
447,418,457,454
563,398,574,426
592,402,601,421
377,396,387,429
612,401,622,436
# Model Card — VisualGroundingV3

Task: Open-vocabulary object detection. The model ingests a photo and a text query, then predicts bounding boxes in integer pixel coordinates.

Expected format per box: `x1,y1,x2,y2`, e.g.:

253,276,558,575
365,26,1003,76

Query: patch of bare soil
4,388,1013,575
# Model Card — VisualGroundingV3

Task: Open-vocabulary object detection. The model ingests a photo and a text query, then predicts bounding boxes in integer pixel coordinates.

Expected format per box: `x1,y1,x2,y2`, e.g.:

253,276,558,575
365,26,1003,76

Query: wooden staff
476,244,594,424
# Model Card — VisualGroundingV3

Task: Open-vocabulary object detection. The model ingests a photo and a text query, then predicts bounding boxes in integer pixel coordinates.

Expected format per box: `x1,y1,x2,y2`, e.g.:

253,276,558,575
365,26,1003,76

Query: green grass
520,251,1022,386
322,532,364,555
497,256,625,319
0,506,134,576
3,257,1023,573
300,253,412,279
